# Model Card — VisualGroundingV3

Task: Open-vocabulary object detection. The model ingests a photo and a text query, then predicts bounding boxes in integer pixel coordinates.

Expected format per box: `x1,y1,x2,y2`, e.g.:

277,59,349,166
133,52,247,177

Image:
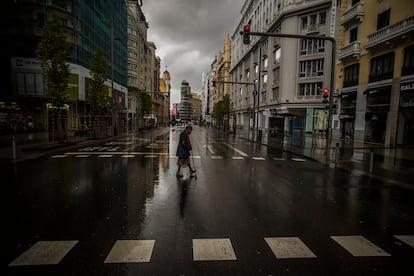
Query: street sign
252,90,257,96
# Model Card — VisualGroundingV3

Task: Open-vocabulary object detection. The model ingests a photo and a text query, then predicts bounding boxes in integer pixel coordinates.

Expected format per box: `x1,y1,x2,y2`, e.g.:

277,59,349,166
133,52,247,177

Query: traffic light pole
245,31,336,162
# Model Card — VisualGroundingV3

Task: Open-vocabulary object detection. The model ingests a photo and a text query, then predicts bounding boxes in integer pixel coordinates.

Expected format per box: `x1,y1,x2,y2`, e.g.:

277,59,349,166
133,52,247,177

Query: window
402,44,414,76
273,68,280,84
377,9,390,30
246,70,250,80
272,87,279,100
274,47,281,64
369,52,394,82
299,82,323,96
319,12,326,25
350,27,358,43
344,63,359,87
300,39,325,55
263,73,268,85
299,59,324,77
263,57,268,70
301,17,308,30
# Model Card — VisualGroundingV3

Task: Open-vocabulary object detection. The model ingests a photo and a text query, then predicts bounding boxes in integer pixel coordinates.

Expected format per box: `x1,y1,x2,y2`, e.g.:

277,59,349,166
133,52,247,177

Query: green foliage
36,17,70,107
141,92,152,116
89,48,109,115
212,95,231,120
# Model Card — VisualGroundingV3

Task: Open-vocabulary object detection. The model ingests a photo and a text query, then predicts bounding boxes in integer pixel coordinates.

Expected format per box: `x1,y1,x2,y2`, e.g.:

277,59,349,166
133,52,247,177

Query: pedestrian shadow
177,176,194,217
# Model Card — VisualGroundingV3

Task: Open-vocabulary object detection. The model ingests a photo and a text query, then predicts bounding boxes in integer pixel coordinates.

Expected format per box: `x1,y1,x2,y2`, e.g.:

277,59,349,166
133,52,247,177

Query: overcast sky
141,0,245,105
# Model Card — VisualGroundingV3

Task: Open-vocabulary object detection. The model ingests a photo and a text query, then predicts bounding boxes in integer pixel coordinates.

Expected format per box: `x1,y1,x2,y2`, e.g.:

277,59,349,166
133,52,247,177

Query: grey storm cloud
141,0,244,104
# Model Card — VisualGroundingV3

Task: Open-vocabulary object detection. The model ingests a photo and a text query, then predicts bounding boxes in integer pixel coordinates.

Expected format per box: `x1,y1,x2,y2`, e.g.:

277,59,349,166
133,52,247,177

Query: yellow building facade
337,0,414,145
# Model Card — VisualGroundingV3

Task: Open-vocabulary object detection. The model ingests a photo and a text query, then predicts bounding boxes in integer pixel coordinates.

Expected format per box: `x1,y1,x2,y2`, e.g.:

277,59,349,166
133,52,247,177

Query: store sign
400,82,414,92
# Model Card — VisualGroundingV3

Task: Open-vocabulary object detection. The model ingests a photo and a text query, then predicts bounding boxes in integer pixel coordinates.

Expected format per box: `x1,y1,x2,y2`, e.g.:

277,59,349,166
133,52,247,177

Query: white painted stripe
193,238,237,261
121,155,135,158
264,237,317,259
232,156,244,160
211,156,223,159
330,235,391,257
252,157,265,160
144,155,158,158
394,235,414,248
223,143,249,157
272,157,286,161
75,155,90,158
98,155,113,158
207,145,215,154
51,155,67,158
291,158,306,162
104,240,155,263
9,240,78,266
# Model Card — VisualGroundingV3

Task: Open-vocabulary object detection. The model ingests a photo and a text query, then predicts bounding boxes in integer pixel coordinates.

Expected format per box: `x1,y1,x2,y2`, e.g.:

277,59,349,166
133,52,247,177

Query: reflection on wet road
5,126,414,275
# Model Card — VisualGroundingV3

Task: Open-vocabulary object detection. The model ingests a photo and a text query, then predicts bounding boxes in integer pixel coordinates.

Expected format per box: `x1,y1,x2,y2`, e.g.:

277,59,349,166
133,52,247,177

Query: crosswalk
9,235,414,266
51,153,297,162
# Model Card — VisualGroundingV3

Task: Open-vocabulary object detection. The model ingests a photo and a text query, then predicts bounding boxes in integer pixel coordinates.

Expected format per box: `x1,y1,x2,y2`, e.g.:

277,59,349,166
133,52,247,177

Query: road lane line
223,143,249,157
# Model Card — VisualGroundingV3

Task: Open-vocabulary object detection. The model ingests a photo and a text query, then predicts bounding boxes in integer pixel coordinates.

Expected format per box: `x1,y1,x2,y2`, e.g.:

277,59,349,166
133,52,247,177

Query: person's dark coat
176,130,192,159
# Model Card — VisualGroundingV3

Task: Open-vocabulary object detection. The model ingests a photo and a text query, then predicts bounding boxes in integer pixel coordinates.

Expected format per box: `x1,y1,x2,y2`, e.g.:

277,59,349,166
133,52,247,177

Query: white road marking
193,238,237,261
9,240,78,266
211,156,223,159
207,145,215,154
394,235,414,248
121,155,135,158
330,235,391,257
272,157,286,161
291,158,306,162
51,155,68,158
223,143,249,157
75,155,90,158
145,155,158,158
264,237,317,259
98,155,113,158
232,156,244,160
252,157,266,160
104,240,155,263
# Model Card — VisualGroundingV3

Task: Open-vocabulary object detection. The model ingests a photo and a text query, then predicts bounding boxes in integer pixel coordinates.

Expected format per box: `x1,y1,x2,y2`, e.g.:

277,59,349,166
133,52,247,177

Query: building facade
337,0,414,146
230,0,335,142
179,80,193,122
2,0,128,134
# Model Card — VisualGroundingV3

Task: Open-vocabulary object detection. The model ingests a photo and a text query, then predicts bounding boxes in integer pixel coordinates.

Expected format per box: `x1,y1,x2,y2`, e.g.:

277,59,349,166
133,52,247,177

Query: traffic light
332,103,338,114
242,24,251,44
322,87,329,104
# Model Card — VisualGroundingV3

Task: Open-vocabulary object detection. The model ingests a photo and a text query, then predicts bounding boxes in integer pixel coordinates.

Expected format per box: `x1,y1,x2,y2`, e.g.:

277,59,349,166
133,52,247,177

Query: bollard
12,136,16,160
369,149,374,173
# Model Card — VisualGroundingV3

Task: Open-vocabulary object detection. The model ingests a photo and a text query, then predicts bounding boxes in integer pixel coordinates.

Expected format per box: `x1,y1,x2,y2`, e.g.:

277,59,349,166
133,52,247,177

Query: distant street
5,125,414,275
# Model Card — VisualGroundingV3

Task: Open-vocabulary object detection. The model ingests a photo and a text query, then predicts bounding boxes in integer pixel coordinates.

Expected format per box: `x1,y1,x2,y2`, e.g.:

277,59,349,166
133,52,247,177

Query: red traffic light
244,25,250,32
323,87,329,94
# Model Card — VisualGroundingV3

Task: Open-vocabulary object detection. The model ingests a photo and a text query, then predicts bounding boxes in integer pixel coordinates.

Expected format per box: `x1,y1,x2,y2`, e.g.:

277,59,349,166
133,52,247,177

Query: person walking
176,125,196,178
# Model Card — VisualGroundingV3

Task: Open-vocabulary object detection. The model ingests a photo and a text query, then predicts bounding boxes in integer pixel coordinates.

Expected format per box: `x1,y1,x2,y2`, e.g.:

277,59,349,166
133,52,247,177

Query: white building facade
231,0,337,143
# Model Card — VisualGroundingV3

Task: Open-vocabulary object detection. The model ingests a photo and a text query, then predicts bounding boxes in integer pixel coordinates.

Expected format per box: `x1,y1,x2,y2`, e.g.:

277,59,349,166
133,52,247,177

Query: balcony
338,41,361,61
341,2,364,27
366,16,414,50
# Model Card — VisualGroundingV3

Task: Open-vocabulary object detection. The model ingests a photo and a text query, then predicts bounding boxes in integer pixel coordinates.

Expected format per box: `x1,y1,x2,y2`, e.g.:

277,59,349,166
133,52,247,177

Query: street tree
36,17,70,142
212,95,231,130
89,48,109,137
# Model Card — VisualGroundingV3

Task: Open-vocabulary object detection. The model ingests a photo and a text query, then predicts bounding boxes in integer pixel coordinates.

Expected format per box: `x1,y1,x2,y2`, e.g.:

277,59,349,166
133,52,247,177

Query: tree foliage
36,17,70,107
141,92,152,116
89,48,109,115
212,95,231,120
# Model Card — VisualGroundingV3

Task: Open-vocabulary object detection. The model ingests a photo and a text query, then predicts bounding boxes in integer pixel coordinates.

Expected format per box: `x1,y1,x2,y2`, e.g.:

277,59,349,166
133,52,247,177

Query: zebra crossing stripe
75,155,90,158
232,156,244,160
272,157,286,161
193,238,237,261
9,240,78,266
51,155,67,158
211,156,223,159
264,237,317,259
330,235,391,257
252,157,265,160
121,155,135,158
104,240,155,263
394,235,414,248
98,155,113,158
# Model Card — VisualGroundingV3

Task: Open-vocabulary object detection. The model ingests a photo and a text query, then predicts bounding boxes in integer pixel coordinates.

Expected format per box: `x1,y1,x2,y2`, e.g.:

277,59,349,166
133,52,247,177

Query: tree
212,95,231,130
89,48,109,137
36,17,70,142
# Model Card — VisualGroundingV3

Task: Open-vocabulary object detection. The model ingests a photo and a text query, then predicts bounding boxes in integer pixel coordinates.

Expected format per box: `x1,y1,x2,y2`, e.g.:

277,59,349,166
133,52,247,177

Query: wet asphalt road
4,125,414,275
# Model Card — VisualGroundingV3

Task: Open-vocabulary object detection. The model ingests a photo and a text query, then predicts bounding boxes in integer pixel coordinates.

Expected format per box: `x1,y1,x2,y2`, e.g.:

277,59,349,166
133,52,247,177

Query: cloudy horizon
141,0,245,106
